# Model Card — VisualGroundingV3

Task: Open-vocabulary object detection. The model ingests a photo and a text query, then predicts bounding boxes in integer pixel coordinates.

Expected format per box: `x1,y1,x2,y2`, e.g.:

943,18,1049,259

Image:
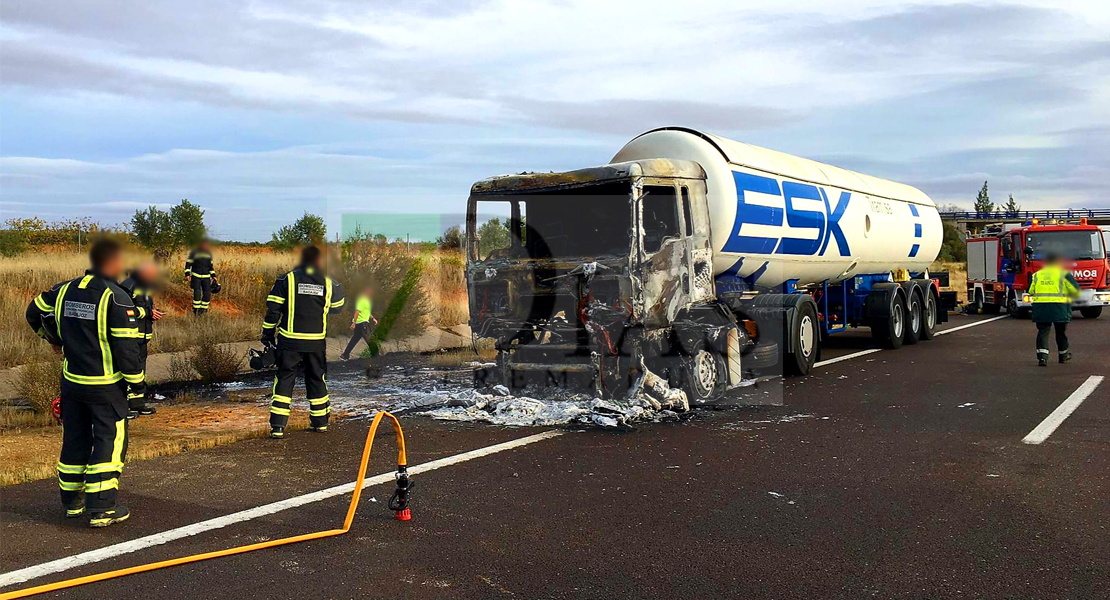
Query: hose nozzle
388,466,413,521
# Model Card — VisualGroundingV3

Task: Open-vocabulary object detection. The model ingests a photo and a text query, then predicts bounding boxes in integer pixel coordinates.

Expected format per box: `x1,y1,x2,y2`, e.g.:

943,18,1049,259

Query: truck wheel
785,302,819,376
903,289,923,345
682,342,724,402
1080,306,1103,319
920,288,938,340
872,293,906,350
968,290,984,314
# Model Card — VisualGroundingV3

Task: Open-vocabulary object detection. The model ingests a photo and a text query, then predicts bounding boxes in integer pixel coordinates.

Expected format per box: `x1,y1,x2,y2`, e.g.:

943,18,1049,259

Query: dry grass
428,338,497,367
15,353,62,414
0,406,57,431
932,260,969,303
0,402,321,486
2,244,470,371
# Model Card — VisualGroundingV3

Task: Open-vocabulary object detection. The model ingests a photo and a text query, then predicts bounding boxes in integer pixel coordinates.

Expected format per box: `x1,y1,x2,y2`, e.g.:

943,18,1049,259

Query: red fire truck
965,218,1110,318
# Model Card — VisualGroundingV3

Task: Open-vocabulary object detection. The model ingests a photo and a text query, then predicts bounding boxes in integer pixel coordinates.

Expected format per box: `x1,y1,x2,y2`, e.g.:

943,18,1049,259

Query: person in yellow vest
340,284,378,361
1029,253,1081,366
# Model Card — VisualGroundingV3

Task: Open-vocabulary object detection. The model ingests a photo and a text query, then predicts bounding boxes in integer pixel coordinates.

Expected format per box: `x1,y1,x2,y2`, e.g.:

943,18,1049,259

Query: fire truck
965,218,1110,318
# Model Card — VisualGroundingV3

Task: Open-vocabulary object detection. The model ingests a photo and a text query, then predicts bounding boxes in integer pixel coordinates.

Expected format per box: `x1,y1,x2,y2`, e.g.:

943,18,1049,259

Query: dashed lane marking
0,430,564,589
813,315,1011,368
1022,376,1104,445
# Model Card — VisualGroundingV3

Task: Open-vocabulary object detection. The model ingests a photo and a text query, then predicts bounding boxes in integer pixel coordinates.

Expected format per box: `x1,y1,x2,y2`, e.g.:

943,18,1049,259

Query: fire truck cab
966,218,1110,319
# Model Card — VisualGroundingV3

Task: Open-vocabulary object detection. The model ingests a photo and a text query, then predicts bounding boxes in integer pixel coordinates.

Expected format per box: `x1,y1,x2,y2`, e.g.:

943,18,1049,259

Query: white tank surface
612,128,941,287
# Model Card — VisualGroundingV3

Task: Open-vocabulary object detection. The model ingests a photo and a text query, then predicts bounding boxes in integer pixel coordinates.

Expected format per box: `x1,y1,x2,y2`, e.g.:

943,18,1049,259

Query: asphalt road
2,313,1108,599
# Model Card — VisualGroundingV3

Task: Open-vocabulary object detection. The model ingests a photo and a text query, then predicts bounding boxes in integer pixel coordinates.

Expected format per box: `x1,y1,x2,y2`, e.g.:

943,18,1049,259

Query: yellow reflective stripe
85,479,119,493
135,306,147,319
278,328,326,340
86,462,124,475
98,288,112,376
329,298,345,309
270,407,291,416
309,407,331,417
110,418,126,467
323,278,334,333
57,463,86,474
59,480,86,491
63,364,123,385
110,327,144,338
262,322,277,329
308,396,330,406
122,371,144,384
145,333,154,339
271,394,292,402
77,274,94,289
54,282,71,341
191,273,212,278
286,272,296,335
267,295,285,304
34,294,54,311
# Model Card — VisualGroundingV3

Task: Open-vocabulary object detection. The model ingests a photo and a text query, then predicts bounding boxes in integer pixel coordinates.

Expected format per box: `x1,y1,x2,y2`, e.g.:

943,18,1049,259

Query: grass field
1,244,468,370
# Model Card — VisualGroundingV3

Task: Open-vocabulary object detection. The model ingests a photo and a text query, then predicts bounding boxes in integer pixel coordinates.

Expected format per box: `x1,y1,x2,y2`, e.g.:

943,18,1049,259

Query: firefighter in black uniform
26,239,144,527
185,239,217,315
120,261,163,418
261,246,345,439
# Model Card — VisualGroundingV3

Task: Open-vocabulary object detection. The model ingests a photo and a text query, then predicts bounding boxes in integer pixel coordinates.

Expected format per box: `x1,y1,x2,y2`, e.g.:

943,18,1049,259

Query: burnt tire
903,289,924,345
920,287,938,340
785,302,819,376
1080,306,1103,319
681,342,725,403
872,293,906,350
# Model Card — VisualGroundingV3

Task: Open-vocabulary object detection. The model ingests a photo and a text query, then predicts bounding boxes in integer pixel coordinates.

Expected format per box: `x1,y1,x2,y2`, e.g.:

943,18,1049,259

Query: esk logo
723,171,851,257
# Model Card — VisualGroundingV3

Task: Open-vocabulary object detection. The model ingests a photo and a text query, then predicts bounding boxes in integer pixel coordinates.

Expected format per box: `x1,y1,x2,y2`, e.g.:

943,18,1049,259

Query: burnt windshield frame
470,182,633,261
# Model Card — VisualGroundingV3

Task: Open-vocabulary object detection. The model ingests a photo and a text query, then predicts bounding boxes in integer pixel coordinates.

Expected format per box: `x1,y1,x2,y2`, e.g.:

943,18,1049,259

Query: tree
271,212,326,249
476,217,510,258
130,206,178,261
973,181,994,215
170,199,207,247
437,225,463,250
1003,193,1021,217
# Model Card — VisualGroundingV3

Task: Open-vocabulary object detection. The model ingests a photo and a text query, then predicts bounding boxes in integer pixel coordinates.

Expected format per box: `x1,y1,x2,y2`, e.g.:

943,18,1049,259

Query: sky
1,0,1108,242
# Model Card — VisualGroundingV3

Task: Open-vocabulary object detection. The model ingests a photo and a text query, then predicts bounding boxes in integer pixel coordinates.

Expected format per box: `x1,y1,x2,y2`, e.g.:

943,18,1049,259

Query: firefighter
261,245,346,438
340,283,378,360
185,239,217,315
121,261,163,418
26,239,144,527
1029,252,1081,366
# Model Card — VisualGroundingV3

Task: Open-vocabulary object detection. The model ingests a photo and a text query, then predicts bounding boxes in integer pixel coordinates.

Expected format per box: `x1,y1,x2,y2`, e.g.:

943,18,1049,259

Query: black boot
64,493,86,518
270,427,285,439
1038,355,1048,367
89,506,130,528
1059,351,1072,364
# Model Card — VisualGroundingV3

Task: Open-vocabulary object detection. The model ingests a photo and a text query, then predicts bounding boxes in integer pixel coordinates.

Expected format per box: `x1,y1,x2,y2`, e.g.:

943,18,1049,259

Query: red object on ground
51,397,62,423
395,508,411,521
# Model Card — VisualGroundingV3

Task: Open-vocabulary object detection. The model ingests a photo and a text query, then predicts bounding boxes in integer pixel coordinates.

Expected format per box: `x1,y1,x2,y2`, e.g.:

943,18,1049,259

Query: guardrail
940,209,1110,221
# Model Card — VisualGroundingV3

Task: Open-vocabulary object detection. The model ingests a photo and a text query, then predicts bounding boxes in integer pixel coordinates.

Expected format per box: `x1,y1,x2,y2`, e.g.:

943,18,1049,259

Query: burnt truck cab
466,159,742,408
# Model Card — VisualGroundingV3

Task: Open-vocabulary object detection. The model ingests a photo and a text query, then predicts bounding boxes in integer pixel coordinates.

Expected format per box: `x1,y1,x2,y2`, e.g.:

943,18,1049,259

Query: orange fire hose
0,411,410,600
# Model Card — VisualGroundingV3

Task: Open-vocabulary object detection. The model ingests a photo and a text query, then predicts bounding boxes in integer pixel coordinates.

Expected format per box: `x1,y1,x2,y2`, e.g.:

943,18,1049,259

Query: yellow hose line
0,411,409,600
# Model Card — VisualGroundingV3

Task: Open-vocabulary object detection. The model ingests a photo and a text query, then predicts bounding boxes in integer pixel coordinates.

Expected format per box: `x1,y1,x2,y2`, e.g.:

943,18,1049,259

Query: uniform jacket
261,265,346,352
1030,265,1081,324
26,271,145,397
185,249,216,279
120,273,155,344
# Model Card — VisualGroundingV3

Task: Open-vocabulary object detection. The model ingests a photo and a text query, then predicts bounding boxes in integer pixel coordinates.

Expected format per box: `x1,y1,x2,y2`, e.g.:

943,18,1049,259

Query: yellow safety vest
1029,265,1079,304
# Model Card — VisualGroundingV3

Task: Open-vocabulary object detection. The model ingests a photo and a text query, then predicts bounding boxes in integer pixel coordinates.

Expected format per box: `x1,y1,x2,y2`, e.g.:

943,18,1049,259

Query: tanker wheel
682,342,724,402
872,293,906,350
1080,306,1103,319
903,289,923,346
785,302,819,376
920,288,938,340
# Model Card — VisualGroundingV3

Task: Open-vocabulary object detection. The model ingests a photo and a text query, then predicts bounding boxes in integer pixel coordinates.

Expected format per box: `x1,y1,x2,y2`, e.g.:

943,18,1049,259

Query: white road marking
933,314,1010,336
814,349,882,368
1022,376,1104,445
814,315,1011,369
0,430,563,589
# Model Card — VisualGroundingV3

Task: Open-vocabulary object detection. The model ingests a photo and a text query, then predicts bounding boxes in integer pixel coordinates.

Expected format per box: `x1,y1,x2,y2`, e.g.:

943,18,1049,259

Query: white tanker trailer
465,127,945,407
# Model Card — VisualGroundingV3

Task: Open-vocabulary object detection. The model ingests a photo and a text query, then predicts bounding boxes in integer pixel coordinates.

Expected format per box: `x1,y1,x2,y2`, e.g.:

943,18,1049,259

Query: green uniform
1030,265,1080,323
355,296,372,323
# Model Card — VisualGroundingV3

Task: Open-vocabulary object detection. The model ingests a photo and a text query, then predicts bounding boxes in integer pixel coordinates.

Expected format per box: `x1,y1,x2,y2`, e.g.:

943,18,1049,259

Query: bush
331,241,430,342
170,323,244,383
16,354,62,415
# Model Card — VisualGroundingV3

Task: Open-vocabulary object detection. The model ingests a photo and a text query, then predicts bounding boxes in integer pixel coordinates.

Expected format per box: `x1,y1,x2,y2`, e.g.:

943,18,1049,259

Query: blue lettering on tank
721,172,783,254
724,170,853,258
778,182,826,256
